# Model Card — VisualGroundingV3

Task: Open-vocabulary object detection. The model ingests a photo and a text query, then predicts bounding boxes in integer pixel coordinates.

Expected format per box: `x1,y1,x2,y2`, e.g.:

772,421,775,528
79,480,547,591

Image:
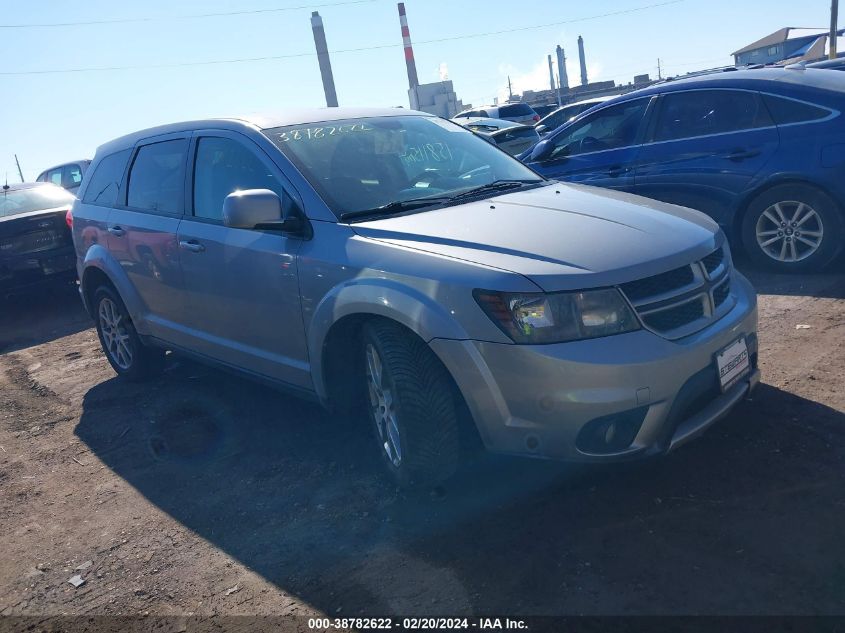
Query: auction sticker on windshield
716,337,750,392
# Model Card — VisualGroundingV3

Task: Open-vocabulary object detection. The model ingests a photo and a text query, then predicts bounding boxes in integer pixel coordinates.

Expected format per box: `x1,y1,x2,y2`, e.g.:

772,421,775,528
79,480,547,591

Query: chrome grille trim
619,247,734,340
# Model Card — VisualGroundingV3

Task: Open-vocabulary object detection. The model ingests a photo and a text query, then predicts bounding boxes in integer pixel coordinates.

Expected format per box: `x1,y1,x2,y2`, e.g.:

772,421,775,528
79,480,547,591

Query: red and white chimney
398,3,420,108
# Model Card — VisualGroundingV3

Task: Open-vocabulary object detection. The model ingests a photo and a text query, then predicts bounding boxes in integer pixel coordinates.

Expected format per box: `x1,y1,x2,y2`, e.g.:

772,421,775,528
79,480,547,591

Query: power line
0,0,375,29
1,0,686,76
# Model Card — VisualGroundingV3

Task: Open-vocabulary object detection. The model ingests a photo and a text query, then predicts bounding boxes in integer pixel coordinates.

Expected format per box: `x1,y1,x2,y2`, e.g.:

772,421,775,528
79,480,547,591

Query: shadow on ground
735,254,845,299
75,355,845,615
0,282,89,353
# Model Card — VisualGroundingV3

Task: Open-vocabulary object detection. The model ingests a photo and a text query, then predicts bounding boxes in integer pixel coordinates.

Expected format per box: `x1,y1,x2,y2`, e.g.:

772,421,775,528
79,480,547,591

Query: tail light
533,114,540,122
65,209,73,229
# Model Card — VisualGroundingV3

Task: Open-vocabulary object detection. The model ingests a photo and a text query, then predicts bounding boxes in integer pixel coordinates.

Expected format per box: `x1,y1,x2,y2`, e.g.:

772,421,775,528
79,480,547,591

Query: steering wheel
577,136,607,153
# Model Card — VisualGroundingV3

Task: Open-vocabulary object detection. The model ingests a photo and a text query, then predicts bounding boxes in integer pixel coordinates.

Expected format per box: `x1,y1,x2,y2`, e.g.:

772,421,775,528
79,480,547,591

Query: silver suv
72,108,759,488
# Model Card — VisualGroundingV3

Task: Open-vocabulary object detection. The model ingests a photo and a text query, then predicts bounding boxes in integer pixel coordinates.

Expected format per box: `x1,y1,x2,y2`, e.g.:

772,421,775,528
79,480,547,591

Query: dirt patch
0,268,844,617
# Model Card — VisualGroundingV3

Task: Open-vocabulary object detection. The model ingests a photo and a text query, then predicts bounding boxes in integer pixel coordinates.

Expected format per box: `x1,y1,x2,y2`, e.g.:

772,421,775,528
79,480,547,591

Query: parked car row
10,64,841,490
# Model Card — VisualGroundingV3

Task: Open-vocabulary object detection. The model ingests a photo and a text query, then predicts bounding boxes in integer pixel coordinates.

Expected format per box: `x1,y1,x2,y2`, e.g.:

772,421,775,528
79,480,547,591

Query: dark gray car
72,108,759,488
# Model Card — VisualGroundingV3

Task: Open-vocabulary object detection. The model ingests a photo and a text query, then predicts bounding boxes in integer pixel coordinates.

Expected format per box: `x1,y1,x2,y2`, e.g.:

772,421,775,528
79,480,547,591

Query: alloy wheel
755,200,824,263
98,297,133,370
365,343,402,468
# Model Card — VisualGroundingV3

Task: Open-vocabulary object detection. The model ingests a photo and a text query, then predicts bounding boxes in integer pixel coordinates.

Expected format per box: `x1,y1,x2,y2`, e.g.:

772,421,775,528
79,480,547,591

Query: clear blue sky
0,0,832,180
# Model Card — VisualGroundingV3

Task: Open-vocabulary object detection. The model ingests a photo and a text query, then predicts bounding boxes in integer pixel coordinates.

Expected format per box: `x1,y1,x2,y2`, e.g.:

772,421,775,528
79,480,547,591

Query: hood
350,183,722,292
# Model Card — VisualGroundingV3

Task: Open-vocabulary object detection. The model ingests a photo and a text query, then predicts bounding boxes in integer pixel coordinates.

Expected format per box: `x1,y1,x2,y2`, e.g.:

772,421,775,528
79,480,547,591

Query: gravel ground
1,262,844,618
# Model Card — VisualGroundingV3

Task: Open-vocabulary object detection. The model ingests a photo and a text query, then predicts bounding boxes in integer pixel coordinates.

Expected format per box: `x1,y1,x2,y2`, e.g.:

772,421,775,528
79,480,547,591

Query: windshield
262,115,543,217
0,186,74,218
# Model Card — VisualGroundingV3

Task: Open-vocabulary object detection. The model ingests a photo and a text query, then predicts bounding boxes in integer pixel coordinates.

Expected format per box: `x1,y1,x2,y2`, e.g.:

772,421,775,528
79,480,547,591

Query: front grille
619,247,733,339
642,298,705,331
619,265,694,302
701,247,724,276
713,279,730,308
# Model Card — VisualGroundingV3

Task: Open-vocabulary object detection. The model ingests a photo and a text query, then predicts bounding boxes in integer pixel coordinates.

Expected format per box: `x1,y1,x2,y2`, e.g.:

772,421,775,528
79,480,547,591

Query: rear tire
361,320,461,489
741,184,843,273
92,285,164,381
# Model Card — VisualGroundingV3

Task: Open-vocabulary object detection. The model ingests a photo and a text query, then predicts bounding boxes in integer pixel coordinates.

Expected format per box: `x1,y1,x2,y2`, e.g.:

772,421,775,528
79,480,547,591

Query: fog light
576,406,648,455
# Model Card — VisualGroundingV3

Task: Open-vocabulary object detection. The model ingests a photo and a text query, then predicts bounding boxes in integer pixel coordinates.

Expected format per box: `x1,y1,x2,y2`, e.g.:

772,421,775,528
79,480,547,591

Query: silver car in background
36,160,91,193
453,116,541,156
71,108,759,488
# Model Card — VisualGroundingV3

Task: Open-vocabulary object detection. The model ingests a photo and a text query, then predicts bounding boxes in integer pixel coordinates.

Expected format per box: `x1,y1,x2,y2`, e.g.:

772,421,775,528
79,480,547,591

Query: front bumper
430,272,759,462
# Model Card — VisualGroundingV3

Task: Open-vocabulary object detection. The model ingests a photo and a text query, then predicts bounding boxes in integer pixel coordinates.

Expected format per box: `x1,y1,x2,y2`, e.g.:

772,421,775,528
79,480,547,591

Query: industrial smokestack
556,45,568,90
548,55,555,93
311,11,338,107
577,35,588,86
398,3,420,108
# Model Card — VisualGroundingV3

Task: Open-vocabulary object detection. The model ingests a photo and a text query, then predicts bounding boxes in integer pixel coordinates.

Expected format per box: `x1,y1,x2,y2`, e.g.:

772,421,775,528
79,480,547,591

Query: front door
525,97,652,191
176,131,310,389
631,89,779,227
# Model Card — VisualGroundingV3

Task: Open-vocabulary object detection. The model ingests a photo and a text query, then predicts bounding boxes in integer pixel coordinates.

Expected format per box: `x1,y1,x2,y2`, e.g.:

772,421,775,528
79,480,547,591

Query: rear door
106,134,189,341
524,97,652,190
176,130,310,388
631,89,779,226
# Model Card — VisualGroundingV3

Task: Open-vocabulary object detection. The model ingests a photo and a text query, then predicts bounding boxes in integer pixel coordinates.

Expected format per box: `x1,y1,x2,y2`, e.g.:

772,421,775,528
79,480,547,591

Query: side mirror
535,124,547,135
529,138,554,162
223,189,282,229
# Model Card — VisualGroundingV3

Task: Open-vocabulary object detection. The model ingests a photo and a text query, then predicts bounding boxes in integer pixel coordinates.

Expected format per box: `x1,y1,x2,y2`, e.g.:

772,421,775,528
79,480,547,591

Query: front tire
741,184,843,273
93,285,164,381
362,321,461,489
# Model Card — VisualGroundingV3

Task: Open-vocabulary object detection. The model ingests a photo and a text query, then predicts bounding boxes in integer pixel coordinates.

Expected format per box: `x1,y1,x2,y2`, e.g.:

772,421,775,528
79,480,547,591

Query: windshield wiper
447,179,543,203
340,196,453,222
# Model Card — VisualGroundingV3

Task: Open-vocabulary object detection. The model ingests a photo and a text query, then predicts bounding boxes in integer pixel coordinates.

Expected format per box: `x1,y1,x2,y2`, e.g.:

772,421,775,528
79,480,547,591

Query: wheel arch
80,245,146,329
317,311,483,452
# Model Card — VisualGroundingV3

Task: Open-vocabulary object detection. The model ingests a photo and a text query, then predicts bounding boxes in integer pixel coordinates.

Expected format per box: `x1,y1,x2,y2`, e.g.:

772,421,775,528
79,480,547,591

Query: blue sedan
519,68,845,272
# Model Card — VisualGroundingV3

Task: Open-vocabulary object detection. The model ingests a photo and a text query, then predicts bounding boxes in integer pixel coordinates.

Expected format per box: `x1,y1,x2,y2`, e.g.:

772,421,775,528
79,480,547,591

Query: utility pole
657,58,663,80
507,76,513,101
831,0,839,59
14,154,24,183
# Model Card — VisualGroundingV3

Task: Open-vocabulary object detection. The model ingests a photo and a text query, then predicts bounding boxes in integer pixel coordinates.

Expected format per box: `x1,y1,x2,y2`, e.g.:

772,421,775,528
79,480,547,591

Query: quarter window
192,137,288,222
548,98,648,158
762,94,832,125
654,90,772,142
82,150,131,206
126,139,188,214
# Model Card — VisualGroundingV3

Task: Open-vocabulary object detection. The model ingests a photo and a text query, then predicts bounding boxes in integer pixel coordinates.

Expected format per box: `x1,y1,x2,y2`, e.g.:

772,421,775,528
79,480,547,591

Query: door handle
107,226,125,237
178,240,205,253
723,148,760,161
606,165,627,177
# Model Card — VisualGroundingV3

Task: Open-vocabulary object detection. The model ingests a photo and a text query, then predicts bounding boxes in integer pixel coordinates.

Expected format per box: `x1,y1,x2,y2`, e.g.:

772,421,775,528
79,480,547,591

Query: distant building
733,27,845,65
411,81,463,118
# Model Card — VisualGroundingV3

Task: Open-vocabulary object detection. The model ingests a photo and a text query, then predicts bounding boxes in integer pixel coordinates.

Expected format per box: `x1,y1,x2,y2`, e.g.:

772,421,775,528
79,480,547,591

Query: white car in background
453,103,540,126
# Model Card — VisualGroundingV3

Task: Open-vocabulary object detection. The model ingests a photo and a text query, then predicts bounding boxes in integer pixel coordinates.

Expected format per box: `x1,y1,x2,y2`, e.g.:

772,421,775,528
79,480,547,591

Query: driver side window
548,98,648,159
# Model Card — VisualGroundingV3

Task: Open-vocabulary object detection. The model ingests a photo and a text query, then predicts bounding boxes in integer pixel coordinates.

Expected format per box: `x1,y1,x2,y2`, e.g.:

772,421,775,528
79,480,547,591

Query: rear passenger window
83,150,131,206
63,164,83,187
126,139,188,214
762,94,832,125
192,137,287,222
654,90,772,141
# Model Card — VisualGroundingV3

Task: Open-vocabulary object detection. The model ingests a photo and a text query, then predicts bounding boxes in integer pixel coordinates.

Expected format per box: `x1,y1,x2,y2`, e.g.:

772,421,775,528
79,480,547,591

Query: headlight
474,288,640,344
